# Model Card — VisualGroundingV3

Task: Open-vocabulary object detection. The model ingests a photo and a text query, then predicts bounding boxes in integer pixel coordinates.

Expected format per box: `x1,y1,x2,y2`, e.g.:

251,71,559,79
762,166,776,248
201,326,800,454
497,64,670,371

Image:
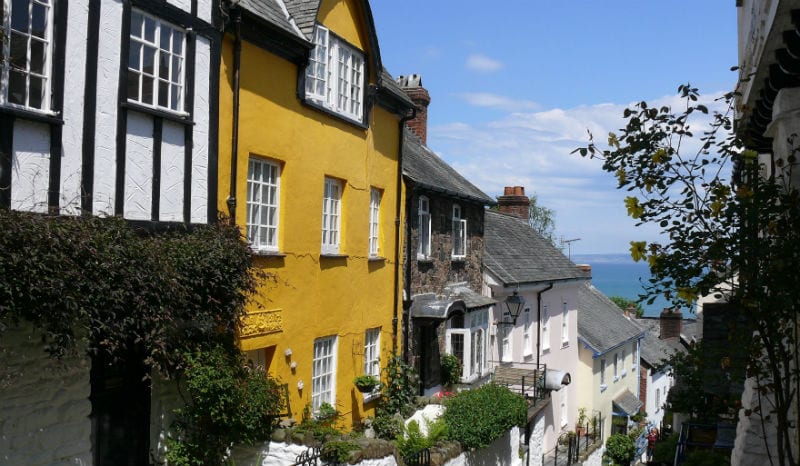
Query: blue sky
370,1,738,254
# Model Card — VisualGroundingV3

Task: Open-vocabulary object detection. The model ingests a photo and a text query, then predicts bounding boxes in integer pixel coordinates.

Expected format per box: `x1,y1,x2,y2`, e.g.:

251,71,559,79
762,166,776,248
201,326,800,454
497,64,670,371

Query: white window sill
451,255,466,262
621,370,627,378
417,254,433,262
561,341,569,348
600,384,607,392
613,375,619,382
252,248,285,257
631,364,638,370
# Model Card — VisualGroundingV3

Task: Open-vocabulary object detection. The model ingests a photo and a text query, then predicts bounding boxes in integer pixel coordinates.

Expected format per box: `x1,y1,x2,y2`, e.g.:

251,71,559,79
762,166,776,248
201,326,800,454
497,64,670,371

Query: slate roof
239,0,306,39
282,0,320,39
577,283,645,356
635,318,686,368
380,68,414,108
613,389,643,416
402,130,495,205
483,210,591,286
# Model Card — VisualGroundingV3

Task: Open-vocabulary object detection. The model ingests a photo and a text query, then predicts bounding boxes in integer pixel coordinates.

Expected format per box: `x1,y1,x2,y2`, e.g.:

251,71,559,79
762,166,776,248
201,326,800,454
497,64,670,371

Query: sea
571,253,679,318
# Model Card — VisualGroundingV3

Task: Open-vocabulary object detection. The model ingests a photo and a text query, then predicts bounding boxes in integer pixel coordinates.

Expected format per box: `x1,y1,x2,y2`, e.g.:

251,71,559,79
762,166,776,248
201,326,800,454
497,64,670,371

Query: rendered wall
219,0,403,427
0,326,92,466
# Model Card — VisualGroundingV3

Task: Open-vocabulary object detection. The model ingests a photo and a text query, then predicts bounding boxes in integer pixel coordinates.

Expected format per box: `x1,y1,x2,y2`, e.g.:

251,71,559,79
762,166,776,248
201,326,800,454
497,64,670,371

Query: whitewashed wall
11,120,50,212
646,369,671,428
0,325,92,466
231,426,525,466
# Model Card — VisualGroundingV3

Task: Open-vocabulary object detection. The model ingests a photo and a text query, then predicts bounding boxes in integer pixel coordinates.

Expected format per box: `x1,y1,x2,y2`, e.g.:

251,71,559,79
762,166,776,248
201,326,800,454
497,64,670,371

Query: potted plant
353,374,380,393
576,406,588,436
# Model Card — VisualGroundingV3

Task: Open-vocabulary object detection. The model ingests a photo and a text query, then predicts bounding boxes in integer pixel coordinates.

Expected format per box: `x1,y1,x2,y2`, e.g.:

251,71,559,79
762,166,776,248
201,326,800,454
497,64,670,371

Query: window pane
171,56,181,82
129,42,141,69
159,52,169,79
31,3,46,38
9,31,27,69
30,39,44,74
131,11,143,38
143,17,156,42
171,85,180,110
11,0,30,32
172,30,183,54
28,76,42,108
142,46,155,75
8,70,26,105
141,75,153,104
160,27,171,52
158,80,168,107
127,69,140,101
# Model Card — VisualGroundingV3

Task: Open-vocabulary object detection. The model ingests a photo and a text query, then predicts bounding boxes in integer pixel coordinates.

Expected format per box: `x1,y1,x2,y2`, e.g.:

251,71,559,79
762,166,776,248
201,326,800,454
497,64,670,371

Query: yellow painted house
218,0,414,427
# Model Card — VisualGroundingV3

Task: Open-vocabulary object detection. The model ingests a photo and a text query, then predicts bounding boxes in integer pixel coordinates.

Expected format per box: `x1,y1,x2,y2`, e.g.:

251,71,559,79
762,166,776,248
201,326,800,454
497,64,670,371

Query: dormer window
304,25,364,123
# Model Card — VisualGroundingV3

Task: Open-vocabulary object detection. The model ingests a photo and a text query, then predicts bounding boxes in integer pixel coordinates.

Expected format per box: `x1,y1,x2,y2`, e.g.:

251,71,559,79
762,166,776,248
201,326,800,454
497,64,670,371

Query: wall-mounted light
497,291,526,326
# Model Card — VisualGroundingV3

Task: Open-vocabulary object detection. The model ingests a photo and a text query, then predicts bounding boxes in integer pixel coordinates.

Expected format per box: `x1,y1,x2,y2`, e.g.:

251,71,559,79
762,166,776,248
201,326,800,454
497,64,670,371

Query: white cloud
457,92,540,112
465,54,503,72
426,91,730,253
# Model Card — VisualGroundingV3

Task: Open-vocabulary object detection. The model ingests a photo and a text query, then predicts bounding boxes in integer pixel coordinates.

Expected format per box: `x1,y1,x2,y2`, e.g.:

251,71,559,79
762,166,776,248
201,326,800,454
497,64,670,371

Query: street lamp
498,291,525,326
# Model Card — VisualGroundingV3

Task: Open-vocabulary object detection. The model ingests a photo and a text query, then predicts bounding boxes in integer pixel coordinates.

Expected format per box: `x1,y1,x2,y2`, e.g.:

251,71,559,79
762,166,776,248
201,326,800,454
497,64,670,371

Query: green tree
608,296,644,317
574,83,800,466
528,194,556,244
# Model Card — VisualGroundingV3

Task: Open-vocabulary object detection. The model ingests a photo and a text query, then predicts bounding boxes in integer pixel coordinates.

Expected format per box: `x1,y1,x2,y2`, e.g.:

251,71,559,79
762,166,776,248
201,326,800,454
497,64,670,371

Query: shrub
372,411,404,440
395,417,448,458
378,354,418,417
440,353,462,386
442,383,526,449
165,347,285,465
683,449,730,466
653,432,679,464
321,440,359,463
604,433,636,465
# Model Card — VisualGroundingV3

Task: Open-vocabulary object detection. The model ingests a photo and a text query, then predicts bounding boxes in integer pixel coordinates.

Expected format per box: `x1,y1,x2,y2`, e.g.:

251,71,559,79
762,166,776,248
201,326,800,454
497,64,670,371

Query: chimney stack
497,186,530,220
397,74,431,144
659,308,682,339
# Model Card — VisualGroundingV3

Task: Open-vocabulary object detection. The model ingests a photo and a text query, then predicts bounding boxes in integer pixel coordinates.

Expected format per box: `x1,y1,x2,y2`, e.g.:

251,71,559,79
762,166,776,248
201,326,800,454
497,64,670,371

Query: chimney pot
497,186,531,220
399,73,431,144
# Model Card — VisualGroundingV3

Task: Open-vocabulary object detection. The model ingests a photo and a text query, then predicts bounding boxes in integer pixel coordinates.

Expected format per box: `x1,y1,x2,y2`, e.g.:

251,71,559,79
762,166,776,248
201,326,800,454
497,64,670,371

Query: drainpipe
536,283,554,371
226,4,242,225
393,108,416,356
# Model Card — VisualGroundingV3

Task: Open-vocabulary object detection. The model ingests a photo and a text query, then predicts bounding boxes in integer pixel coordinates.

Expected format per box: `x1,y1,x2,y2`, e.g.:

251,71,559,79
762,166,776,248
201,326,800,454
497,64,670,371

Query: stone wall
408,193,485,295
0,325,93,466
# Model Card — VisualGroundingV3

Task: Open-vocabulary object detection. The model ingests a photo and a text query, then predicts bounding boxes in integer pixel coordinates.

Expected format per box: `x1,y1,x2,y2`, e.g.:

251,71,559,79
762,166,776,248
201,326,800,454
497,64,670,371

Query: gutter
536,283,554,371
226,4,242,225
393,108,416,356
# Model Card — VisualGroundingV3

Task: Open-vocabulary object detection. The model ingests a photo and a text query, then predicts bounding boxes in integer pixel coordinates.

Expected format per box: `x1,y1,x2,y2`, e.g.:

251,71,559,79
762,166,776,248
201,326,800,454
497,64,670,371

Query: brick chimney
659,308,682,339
397,74,431,144
497,186,530,220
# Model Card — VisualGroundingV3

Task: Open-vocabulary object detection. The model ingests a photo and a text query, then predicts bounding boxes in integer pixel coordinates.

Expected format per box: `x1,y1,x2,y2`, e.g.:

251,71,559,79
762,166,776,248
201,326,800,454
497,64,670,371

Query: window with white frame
304,24,364,122
369,188,381,257
560,392,568,428
523,308,533,356
452,204,466,258
560,302,569,345
363,328,380,378
621,348,627,377
655,388,661,412
246,158,280,251
417,196,431,259
541,304,550,351
1,0,53,110
600,359,606,385
312,336,337,412
501,325,512,362
321,177,342,254
127,10,185,112
446,310,488,381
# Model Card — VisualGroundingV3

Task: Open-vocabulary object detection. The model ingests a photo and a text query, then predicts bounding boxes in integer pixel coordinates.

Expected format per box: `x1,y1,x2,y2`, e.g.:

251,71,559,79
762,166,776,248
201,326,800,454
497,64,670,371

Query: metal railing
541,415,602,466
490,361,548,404
404,448,431,466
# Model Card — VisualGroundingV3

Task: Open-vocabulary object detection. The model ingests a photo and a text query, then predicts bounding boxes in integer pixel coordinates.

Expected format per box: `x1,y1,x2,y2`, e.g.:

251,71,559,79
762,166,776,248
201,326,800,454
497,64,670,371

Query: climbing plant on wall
0,210,259,374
